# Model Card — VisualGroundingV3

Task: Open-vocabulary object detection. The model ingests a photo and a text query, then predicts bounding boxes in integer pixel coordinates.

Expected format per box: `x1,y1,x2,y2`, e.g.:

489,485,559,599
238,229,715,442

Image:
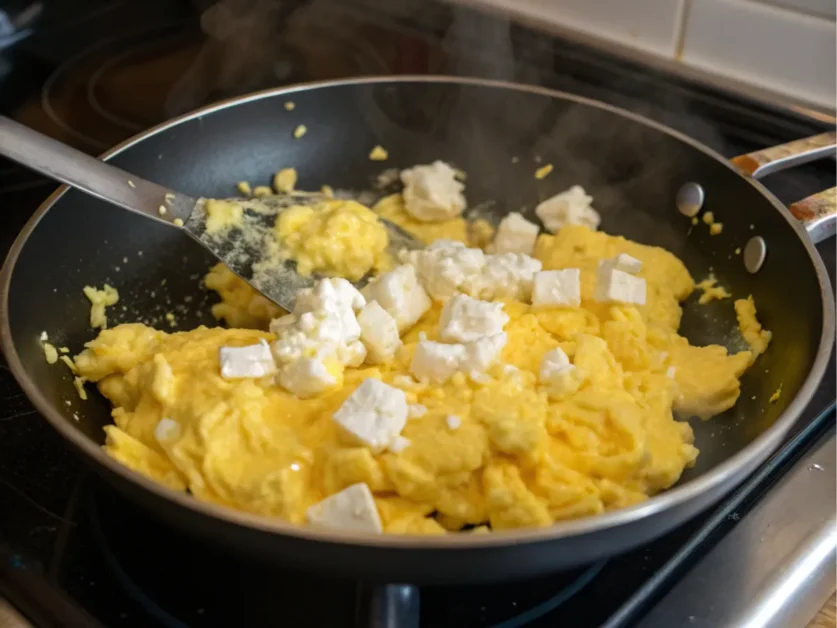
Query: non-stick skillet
0,77,834,585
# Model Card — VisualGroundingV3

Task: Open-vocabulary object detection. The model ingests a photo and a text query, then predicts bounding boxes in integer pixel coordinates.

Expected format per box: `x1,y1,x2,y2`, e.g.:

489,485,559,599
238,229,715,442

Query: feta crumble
594,267,647,305
539,347,580,397
306,483,382,533
532,269,581,308
362,265,431,333
490,212,539,255
332,379,408,452
535,185,601,233
219,339,277,379
270,278,368,397
357,301,402,365
402,241,541,302
400,160,466,222
410,333,507,383
439,294,508,343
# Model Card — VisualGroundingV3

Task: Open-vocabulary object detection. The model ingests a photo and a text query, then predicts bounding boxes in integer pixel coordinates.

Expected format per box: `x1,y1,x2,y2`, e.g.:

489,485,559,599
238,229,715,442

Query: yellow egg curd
275,199,391,281
73,196,770,535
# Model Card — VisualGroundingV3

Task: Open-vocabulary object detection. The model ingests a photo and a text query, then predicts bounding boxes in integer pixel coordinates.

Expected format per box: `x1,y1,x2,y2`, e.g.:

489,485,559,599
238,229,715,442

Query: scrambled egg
276,199,391,281
73,193,770,534
702,211,724,235
82,284,119,329
204,199,244,235
735,295,772,362
695,274,731,304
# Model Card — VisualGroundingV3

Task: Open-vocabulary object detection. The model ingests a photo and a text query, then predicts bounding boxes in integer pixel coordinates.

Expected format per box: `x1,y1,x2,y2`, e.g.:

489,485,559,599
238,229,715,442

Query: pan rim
1,75,833,550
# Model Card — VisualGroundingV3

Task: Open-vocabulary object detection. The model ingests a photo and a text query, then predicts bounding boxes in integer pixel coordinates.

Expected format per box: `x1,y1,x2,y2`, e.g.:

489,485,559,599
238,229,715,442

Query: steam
167,0,731,255
166,0,289,116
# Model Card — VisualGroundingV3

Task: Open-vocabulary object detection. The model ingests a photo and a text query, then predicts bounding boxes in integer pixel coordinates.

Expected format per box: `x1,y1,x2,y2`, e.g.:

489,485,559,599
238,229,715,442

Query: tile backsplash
467,0,836,111
683,0,835,110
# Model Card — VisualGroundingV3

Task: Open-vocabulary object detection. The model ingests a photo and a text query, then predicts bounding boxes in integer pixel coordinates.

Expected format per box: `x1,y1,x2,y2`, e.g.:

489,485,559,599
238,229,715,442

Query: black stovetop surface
0,1,834,627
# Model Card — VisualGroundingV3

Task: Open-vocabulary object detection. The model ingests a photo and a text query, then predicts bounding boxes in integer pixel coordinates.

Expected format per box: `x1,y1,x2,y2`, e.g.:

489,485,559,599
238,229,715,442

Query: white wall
464,0,836,111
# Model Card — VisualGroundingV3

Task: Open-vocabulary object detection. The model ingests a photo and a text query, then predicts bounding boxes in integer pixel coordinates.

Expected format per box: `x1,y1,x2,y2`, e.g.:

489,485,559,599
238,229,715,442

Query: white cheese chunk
270,277,368,397
407,404,427,418
400,160,466,222
666,366,677,379
401,241,486,300
332,379,408,452
539,347,579,397
362,265,431,332
445,415,461,430
540,347,571,373
461,333,507,373
389,435,411,453
339,340,367,368
278,354,338,398
154,418,181,443
411,333,507,383
470,253,542,301
410,340,467,383
402,241,541,302
270,314,297,333
594,267,647,305
535,185,601,233
294,277,366,314
439,294,508,343
532,269,582,308
219,339,277,379
357,300,402,365
306,483,383,533
490,212,539,255
600,253,642,275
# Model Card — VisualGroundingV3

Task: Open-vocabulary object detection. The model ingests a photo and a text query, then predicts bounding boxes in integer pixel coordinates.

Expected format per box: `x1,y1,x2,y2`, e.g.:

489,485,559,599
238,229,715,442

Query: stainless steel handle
732,132,837,244
732,132,836,179
0,116,192,224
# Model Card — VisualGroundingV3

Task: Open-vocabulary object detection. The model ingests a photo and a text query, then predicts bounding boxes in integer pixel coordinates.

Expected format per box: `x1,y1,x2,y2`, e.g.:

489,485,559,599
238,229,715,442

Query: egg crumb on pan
41,338,58,364
534,164,553,179
69,160,772,535
695,274,731,304
82,284,119,329
702,211,724,235
273,168,298,194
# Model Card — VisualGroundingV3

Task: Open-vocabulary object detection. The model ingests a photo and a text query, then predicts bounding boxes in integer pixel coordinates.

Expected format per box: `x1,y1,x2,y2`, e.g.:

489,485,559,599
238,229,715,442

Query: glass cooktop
0,1,834,626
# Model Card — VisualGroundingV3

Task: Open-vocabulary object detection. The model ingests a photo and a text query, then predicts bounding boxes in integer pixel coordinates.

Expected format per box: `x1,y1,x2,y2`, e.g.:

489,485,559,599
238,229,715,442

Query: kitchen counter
810,594,837,628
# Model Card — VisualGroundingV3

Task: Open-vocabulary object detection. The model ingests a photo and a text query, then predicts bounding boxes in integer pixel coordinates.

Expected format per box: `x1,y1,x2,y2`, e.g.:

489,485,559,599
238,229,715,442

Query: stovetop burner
82,485,605,627
0,1,834,627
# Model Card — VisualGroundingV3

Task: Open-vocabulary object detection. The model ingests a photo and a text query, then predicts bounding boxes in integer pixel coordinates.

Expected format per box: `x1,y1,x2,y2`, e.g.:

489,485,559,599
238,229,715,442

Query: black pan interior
6,80,825,488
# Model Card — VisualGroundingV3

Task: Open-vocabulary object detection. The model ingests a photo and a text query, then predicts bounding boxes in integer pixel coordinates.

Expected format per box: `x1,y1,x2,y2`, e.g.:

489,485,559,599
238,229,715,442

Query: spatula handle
0,116,192,224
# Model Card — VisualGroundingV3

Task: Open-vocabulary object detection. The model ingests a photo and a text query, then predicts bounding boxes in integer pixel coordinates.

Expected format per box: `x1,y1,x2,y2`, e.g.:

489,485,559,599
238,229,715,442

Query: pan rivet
744,236,767,274
676,182,704,217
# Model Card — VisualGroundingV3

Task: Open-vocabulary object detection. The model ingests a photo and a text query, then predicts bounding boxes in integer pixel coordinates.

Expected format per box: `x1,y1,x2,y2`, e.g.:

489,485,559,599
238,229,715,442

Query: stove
0,1,834,627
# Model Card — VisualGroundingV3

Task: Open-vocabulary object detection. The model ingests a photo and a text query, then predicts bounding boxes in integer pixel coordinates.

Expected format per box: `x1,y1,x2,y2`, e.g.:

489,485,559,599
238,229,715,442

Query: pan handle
788,187,837,243
731,132,836,243
731,132,836,179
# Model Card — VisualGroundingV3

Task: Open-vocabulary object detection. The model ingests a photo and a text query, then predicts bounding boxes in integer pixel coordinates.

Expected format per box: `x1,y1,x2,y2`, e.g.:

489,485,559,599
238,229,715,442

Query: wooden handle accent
789,187,837,243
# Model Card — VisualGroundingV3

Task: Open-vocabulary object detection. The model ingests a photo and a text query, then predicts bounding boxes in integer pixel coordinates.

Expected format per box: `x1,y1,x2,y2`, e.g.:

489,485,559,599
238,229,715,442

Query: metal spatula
0,116,422,311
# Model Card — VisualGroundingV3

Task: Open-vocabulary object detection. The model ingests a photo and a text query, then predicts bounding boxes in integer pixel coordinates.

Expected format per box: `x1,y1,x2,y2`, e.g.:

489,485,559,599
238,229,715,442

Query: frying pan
0,77,834,586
